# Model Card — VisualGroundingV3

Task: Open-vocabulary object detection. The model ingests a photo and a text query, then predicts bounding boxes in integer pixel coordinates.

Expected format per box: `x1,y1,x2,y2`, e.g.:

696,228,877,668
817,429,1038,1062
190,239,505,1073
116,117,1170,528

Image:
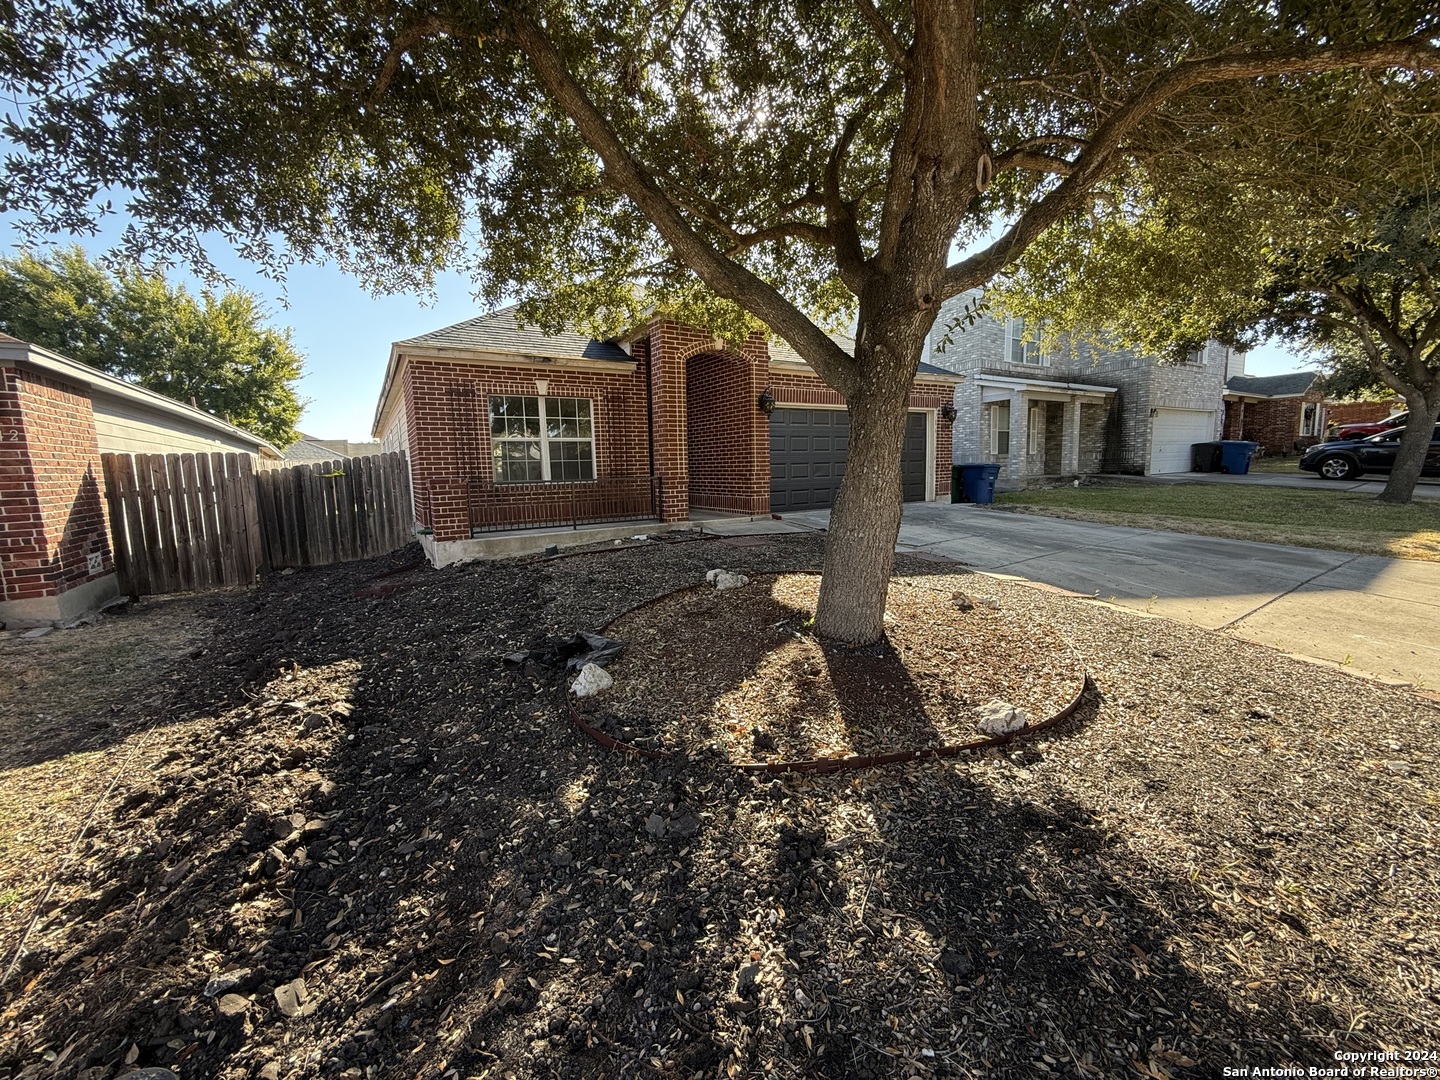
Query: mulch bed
0,534,1435,1080
594,574,1083,763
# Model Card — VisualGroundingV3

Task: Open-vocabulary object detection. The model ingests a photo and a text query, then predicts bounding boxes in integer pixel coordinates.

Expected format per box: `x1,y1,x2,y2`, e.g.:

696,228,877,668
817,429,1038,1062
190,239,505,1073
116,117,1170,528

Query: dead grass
996,482,1440,560
0,598,212,943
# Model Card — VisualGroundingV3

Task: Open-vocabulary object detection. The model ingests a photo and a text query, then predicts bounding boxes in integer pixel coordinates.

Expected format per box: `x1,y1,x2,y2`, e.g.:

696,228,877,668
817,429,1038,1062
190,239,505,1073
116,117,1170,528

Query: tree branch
991,148,1073,175
851,0,910,71
367,16,450,107
503,10,859,392
941,34,1440,298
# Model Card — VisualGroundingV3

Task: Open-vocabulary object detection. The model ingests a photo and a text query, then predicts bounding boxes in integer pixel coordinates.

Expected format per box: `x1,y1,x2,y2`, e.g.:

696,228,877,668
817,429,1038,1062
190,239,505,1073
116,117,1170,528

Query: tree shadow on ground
0,537,1422,1079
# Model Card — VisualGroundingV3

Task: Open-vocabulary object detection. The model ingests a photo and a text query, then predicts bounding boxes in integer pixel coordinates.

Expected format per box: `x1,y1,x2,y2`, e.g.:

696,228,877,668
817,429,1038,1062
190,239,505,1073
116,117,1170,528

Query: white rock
976,699,1027,736
705,569,722,583
570,662,614,698
710,570,749,590
630,534,650,541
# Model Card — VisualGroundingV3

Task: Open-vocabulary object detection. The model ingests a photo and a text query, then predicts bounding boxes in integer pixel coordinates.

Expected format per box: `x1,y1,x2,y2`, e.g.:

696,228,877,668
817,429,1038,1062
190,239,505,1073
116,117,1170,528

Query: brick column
645,322,692,522
1060,398,1081,474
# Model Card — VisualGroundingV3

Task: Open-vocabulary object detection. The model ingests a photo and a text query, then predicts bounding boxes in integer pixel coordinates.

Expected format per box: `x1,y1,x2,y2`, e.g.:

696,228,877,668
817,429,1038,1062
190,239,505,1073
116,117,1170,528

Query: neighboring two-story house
923,293,1235,483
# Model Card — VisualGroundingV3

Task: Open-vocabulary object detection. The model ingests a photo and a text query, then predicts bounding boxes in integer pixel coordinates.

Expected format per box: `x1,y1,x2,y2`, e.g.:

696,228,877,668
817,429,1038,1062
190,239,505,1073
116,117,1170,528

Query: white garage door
1149,408,1217,474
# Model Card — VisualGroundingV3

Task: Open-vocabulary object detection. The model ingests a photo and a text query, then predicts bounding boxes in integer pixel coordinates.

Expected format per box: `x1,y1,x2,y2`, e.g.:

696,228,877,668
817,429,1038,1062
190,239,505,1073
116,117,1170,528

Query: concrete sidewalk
699,502,1440,688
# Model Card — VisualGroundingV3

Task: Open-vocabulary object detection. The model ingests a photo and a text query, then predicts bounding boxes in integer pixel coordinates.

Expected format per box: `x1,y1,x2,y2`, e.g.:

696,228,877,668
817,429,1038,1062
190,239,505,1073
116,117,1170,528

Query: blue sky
4,221,1310,441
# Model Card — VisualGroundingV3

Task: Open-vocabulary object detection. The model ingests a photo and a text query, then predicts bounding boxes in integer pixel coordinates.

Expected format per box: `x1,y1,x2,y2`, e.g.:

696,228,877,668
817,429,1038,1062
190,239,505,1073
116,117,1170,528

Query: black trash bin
1191,442,1222,472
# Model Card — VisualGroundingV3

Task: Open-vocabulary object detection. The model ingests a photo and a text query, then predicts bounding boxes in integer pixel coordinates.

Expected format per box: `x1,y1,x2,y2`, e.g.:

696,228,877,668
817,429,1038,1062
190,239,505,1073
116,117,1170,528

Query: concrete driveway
709,502,1440,688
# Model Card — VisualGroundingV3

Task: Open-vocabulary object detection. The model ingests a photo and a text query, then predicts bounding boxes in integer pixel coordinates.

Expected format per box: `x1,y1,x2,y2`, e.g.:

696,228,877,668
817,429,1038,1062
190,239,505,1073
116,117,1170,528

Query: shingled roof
396,306,632,363
768,332,961,379
1225,372,1320,398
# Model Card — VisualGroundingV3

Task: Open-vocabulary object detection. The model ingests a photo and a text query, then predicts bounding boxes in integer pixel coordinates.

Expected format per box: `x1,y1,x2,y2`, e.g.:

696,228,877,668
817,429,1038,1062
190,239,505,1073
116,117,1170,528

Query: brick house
370,308,961,564
923,293,1235,481
1222,370,1325,455
1,334,279,626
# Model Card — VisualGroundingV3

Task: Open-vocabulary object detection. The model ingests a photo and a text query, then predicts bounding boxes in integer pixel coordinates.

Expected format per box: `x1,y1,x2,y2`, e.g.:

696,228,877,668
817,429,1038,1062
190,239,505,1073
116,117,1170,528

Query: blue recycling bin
1218,440,1259,475
955,463,1001,504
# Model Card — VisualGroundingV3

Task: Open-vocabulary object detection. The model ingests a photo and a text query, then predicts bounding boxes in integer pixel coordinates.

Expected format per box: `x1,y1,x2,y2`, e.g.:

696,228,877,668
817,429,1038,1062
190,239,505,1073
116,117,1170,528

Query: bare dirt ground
0,534,1435,1080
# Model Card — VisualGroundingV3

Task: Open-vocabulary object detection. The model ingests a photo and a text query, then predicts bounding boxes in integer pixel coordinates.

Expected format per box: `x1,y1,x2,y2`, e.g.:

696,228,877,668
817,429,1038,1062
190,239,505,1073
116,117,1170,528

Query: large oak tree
3,1,1437,640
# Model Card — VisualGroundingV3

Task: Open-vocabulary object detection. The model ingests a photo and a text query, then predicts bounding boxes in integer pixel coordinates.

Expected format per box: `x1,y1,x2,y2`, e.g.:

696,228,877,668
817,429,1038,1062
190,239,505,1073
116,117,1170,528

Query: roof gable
1226,371,1319,398
397,305,632,363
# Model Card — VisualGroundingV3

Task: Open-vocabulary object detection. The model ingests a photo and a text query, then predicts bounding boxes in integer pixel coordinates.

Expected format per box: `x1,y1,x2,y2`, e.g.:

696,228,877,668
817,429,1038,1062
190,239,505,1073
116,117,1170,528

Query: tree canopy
3,1,1436,637
0,247,306,447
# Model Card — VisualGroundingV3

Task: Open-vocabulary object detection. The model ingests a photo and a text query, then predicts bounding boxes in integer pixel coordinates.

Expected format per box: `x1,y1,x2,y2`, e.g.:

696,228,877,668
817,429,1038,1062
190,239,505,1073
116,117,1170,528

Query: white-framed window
1185,347,1206,366
489,395,596,483
1028,402,1045,454
1300,401,1321,437
1006,317,1047,366
988,402,1010,456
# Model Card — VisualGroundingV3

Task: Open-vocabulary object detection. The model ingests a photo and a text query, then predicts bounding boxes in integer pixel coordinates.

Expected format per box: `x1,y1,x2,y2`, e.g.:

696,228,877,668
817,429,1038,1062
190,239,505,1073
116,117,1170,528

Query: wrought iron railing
468,475,662,535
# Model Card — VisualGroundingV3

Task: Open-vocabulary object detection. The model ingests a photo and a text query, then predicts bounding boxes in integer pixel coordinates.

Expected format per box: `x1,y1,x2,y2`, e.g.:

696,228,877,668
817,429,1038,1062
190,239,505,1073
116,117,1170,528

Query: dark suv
1299,424,1440,480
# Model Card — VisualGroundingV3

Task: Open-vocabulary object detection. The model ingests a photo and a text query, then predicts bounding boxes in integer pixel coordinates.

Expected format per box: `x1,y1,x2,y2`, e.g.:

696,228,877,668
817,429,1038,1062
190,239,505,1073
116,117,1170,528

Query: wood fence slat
210,453,237,585
179,454,209,592
197,454,225,588
237,454,263,582
222,453,249,585
339,460,358,562
100,454,136,596
154,454,184,594
355,457,374,558
378,452,397,550
165,454,195,593
256,467,279,572
279,463,301,568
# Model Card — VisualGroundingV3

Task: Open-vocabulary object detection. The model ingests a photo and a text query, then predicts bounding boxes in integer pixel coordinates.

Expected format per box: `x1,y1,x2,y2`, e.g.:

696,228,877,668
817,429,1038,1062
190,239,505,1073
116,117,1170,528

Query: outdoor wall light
758,389,777,414
940,402,957,422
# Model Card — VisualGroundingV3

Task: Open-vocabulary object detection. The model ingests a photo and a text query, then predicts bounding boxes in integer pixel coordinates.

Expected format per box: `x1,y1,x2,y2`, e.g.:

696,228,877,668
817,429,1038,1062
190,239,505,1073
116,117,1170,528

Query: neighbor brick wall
1223,389,1325,454
1325,400,1403,428
399,357,651,541
0,364,113,605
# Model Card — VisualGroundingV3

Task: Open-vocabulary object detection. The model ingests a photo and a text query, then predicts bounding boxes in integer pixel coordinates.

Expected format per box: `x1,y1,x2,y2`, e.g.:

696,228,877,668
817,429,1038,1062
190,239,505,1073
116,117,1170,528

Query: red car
1330,411,1407,440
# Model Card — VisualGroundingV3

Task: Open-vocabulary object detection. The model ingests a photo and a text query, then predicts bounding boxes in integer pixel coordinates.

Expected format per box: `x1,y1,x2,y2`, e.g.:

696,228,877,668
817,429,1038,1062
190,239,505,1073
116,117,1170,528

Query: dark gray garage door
770,409,927,513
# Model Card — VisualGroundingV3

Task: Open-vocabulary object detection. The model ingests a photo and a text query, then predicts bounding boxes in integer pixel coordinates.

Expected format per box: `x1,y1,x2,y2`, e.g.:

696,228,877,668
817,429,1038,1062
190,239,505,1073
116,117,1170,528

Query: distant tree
2,2,1437,639
0,247,305,447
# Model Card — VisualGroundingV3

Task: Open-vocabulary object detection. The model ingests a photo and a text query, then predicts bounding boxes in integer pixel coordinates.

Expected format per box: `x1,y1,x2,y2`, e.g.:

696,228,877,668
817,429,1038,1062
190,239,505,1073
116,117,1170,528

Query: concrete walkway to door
700,501,1440,688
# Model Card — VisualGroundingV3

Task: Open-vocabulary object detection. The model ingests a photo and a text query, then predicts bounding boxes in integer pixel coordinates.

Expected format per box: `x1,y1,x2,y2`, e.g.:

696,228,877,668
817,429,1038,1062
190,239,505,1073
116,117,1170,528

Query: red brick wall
0,364,113,604
397,330,958,543
1223,390,1325,454
398,357,651,541
1326,400,1403,428
769,370,955,500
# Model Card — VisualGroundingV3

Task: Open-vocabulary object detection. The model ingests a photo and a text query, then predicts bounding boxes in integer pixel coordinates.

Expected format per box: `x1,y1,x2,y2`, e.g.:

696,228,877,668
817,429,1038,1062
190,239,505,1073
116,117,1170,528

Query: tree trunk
813,329,926,643
1377,390,1440,504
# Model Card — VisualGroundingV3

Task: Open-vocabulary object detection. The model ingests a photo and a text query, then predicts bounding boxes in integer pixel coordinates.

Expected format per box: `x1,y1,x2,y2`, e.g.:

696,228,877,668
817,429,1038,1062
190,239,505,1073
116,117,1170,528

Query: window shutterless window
489,396,595,483
1006,317,1046,366
989,402,1010,455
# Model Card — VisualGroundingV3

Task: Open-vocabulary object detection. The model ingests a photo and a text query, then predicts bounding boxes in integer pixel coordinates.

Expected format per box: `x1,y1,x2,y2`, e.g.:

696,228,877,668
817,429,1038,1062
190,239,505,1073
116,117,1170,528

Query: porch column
1061,398,1081,475
645,322,691,522
1010,393,1031,478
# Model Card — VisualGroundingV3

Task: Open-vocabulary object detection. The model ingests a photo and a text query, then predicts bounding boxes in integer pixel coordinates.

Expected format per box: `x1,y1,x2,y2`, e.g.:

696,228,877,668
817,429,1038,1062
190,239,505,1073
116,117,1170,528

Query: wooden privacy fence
101,451,413,597
102,451,264,596
256,453,411,570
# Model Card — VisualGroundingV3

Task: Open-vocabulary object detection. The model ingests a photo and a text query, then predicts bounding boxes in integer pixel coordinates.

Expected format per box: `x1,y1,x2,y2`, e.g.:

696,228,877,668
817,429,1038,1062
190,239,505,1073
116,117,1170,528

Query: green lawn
995,481,1440,560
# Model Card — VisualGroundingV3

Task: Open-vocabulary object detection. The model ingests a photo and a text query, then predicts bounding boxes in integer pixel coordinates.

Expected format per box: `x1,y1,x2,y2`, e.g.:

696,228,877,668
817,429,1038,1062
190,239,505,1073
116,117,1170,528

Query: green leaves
0,247,305,447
